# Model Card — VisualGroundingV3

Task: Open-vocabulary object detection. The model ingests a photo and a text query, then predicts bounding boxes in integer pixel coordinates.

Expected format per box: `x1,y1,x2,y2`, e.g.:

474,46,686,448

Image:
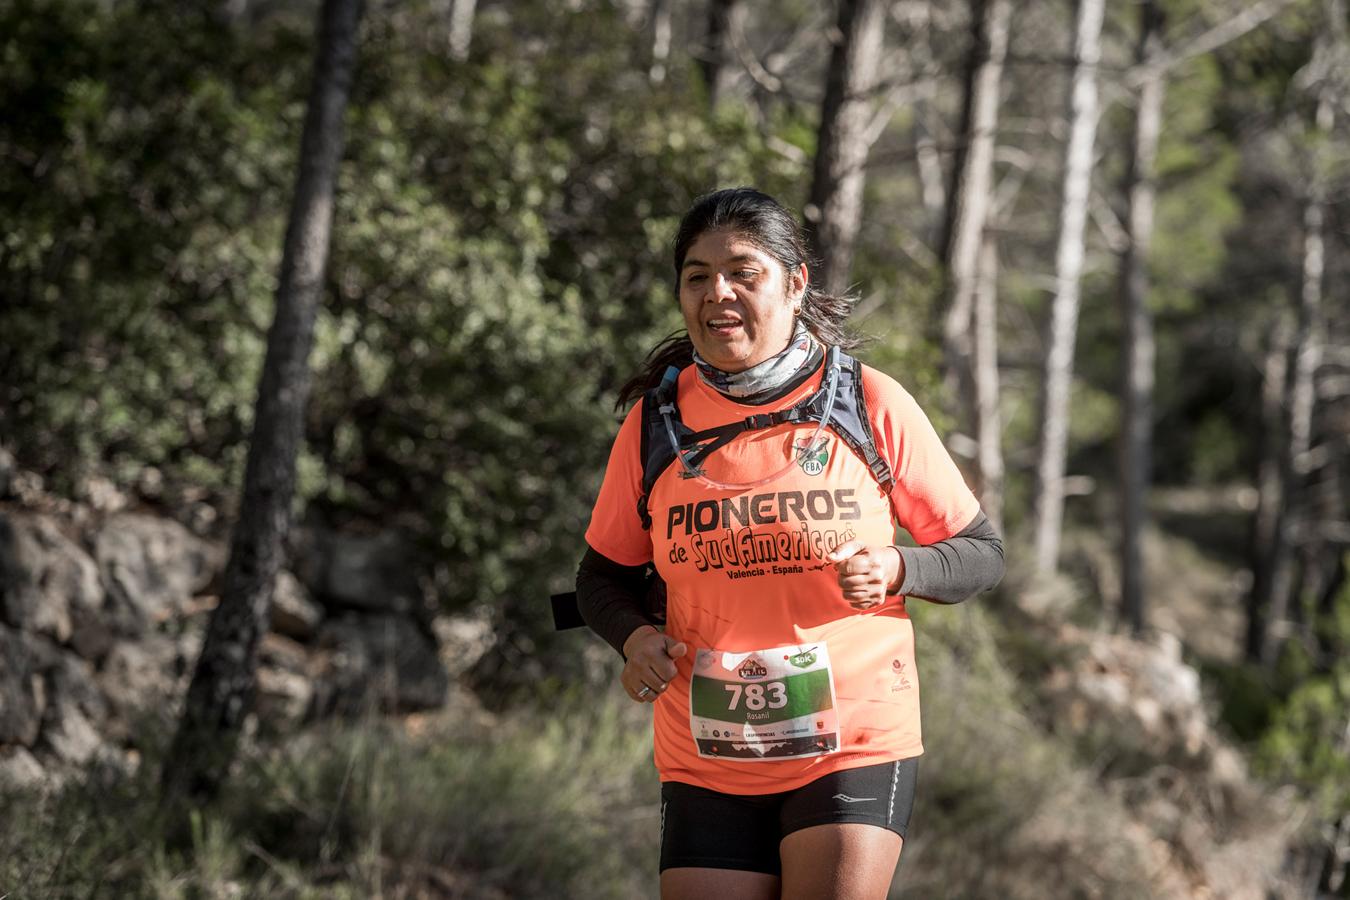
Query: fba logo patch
738,657,768,680
799,446,828,476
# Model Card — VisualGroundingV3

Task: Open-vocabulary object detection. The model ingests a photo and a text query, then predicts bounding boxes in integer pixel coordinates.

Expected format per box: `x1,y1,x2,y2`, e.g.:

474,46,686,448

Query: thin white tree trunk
1258,0,1341,658
973,225,1004,530
649,0,673,84
1032,0,1105,575
805,0,888,297
449,0,476,62
942,0,1012,446
1118,0,1165,636
903,3,945,233
1264,90,1332,665
1288,99,1330,477
914,105,946,230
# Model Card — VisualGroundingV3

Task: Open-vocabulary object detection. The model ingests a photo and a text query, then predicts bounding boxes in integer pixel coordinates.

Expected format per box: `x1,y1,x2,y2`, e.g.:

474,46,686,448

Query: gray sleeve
894,511,1005,604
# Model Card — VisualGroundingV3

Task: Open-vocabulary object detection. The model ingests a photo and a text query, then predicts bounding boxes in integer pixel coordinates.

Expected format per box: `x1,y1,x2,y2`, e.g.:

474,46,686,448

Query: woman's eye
686,274,706,284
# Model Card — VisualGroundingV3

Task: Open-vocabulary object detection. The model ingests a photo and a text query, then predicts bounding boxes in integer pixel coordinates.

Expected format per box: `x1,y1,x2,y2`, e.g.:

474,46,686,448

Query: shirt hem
657,745,925,796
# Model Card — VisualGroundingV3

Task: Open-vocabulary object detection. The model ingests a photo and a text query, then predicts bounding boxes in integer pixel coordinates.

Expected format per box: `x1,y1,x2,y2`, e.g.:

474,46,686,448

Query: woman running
577,187,1004,900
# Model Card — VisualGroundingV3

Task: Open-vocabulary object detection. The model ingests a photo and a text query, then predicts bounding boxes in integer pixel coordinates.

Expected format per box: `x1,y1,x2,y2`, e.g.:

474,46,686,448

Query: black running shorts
659,757,918,875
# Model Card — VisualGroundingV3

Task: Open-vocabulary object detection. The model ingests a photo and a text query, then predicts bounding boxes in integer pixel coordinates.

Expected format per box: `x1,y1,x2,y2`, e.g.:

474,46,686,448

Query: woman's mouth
707,317,743,336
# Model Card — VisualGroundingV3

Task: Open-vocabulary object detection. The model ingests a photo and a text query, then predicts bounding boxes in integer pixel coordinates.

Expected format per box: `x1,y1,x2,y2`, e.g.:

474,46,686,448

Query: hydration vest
636,346,894,530
552,347,892,631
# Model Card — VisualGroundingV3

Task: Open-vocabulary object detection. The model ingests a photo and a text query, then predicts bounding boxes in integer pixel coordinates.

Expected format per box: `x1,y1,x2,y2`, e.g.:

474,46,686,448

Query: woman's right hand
621,625,687,703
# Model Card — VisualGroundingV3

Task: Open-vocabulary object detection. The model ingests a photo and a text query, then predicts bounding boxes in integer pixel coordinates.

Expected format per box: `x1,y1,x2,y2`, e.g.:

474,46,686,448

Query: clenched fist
825,540,904,609
620,625,687,703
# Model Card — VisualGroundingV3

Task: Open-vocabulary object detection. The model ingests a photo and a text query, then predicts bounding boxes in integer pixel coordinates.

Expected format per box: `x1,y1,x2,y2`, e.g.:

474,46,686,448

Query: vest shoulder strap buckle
743,412,778,430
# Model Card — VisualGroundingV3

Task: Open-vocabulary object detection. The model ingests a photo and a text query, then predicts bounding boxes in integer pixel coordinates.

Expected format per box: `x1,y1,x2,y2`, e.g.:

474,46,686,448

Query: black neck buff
692,322,824,405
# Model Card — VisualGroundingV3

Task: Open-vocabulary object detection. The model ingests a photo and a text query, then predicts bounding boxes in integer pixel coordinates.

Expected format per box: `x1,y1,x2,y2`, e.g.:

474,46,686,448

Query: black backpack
551,347,893,630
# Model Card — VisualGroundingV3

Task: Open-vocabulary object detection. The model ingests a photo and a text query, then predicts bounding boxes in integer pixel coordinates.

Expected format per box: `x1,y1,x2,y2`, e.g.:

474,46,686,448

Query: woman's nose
708,273,736,302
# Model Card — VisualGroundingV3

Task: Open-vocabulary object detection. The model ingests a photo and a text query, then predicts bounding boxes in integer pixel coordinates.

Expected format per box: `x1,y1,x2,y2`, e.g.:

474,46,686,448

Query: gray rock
0,625,56,746
256,667,314,728
29,644,109,766
0,625,105,761
45,649,107,726
9,469,44,505
433,608,494,678
94,513,221,630
0,746,46,787
259,631,309,674
0,512,103,646
270,570,323,641
255,632,315,727
294,528,423,615
95,635,194,739
312,613,448,715
76,475,129,513
39,699,103,766
0,446,14,498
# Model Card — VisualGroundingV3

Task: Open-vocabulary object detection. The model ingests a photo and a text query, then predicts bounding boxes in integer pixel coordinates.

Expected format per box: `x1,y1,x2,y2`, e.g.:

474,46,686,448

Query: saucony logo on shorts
832,794,876,803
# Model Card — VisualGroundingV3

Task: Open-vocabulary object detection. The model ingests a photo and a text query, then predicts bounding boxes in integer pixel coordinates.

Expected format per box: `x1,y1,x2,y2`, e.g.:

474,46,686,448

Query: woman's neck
693,325,823,405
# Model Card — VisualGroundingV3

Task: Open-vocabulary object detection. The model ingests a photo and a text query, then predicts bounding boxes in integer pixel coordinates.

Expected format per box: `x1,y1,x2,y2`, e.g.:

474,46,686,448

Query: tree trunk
448,0,476,62
973,224,1004,531
649,0,673,84
1261,91,1331,666
702,0,744,109
1247,315,1291,661
805,0,887,297
1118,0,1166,636
1032,0,1105,576
161,0,363,808
940,0,1012,452
907,4,945,235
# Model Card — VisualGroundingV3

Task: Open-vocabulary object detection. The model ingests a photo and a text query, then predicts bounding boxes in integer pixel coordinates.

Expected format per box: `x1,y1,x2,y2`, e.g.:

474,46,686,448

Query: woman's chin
703,353,753,373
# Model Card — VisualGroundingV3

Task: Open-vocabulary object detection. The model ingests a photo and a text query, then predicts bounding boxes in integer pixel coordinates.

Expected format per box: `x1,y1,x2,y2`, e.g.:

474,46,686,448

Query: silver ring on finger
637,685,653,699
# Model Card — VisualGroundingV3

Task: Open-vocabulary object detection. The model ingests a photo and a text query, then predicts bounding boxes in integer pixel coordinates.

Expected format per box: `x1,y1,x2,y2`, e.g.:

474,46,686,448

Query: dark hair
616,187,861,409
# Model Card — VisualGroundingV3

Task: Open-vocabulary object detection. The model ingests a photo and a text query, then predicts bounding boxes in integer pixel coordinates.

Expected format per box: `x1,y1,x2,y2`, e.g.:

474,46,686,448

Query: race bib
689,643,839,761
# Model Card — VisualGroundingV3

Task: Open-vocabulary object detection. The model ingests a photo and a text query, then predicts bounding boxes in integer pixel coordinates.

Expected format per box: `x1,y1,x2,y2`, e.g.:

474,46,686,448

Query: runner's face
679,230,806,374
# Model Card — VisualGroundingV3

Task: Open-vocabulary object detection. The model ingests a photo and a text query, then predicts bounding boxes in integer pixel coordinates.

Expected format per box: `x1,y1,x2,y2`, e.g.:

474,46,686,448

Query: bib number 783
724,681,788,711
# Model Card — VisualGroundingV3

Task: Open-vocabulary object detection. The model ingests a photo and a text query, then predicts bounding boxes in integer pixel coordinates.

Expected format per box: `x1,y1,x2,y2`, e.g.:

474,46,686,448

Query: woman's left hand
826,540,903,609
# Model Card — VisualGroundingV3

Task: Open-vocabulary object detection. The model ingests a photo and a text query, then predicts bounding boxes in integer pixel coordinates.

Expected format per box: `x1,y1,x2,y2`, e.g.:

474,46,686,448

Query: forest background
1,0,1348,897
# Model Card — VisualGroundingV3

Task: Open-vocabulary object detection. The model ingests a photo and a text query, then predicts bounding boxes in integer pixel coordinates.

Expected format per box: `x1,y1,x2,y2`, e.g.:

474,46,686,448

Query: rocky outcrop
0,499,464,787
292,528,424,615
310,614,448,716
1,514,101,647
94,512,219,632
1042,624,1299,900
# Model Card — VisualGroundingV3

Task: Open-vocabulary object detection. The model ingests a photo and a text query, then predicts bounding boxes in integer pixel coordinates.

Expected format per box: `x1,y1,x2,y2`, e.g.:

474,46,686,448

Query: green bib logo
800,447,828,476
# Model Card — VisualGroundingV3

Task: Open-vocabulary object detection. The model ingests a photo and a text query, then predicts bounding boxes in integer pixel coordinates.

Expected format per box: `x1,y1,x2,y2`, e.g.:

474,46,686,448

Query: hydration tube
659,345,843,492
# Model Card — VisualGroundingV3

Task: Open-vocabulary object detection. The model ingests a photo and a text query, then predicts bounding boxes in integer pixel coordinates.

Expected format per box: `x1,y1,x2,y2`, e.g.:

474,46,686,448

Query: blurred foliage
1258,659,1350,820
1257,557,1350,821
0,0,300,495
0,0,801,636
